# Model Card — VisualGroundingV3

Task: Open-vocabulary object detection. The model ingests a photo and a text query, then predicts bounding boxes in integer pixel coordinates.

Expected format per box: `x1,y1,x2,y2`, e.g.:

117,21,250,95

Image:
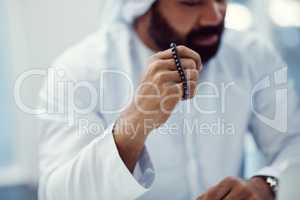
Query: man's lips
193,34,219,46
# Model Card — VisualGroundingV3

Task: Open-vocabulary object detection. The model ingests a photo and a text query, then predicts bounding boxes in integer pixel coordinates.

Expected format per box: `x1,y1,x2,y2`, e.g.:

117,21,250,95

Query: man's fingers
164,83,183,99
149,59,175,74
155,49,175,59
164,81,197,99
177,45,202,70
185,69,199,82
155,46,202,70
186,81,197,99
154,71,182,84
222,184,253,200
181,58,198,71
150,58,199,72
198,177,240,200
211,177,245,200
197,177,257,200
203,185,232,200
156,68,198,83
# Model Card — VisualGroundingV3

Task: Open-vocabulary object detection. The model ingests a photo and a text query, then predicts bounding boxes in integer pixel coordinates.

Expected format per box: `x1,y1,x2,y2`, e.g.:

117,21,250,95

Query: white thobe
38,23,300,200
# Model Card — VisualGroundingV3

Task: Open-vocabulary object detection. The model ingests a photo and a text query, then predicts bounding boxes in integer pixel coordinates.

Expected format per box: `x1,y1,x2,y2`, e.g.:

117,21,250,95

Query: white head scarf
100,0,157,28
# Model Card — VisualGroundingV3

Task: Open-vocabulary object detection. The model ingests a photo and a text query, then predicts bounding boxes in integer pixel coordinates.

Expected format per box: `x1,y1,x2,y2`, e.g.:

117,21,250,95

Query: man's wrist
115,102,156,138
112,114,148,173
249,176,276,200
113,116,146,146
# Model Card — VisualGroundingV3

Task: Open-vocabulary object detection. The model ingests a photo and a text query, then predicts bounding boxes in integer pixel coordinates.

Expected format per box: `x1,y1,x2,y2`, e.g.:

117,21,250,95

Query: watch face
266,177,279,192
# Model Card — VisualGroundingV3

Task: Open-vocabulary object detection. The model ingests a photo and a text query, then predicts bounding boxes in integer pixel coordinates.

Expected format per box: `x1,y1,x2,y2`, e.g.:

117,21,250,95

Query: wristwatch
260,176,279,195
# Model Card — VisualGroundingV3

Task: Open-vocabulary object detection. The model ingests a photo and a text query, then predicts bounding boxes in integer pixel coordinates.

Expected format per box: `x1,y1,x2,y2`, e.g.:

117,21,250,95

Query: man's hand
113,45,202,172
123,45,202,134
196,176,275,200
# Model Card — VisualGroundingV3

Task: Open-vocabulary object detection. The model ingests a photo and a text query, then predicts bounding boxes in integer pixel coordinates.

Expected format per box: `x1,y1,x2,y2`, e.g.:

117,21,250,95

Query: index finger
156,45,202,70
202,179,236,200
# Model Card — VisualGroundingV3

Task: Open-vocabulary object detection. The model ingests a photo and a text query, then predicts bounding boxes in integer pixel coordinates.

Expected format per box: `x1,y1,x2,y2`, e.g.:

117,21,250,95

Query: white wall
6,0,103,184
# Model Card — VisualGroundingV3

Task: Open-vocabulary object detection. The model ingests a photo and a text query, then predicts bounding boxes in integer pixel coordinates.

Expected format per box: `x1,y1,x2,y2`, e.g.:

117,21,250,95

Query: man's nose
198,2,224,26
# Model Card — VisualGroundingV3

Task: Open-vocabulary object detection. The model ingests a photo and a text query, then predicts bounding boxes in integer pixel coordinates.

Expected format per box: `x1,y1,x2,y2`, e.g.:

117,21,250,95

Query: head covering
100,0,157,28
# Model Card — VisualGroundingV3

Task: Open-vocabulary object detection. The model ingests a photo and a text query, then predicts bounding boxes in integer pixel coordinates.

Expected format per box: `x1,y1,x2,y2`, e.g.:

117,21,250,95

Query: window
0,0,14,168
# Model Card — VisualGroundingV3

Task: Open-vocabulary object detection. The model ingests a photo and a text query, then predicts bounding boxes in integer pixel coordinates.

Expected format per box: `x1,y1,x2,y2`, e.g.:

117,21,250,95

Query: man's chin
188,45,220,64
185,37,222,63
192,35,219,46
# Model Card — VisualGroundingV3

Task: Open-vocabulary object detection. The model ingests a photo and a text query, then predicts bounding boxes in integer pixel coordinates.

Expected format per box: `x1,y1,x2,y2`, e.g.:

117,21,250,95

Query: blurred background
0,0,299,199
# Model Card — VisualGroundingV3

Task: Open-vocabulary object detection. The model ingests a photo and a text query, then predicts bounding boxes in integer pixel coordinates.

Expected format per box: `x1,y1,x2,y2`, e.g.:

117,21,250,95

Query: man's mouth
193,34,219,46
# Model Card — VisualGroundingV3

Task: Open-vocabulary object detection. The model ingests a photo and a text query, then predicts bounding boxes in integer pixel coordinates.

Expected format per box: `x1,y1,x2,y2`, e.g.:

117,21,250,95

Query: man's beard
148,3,225,64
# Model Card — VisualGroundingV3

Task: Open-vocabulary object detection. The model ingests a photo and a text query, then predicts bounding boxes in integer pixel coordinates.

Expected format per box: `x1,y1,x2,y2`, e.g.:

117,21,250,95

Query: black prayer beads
170,42,189,100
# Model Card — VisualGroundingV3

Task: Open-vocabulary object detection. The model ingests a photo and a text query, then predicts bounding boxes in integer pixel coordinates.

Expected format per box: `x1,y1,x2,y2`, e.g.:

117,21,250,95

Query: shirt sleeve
250,80,300,179
247,40,300,179
39,118,155,200
133,146,155,188
38,66,155,200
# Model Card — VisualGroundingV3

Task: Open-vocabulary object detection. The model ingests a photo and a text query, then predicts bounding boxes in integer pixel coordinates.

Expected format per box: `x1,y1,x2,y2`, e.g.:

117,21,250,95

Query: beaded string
170,43,189,100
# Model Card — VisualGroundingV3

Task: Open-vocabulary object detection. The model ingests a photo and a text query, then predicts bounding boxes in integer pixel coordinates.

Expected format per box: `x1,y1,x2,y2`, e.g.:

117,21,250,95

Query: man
38,0,300,199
